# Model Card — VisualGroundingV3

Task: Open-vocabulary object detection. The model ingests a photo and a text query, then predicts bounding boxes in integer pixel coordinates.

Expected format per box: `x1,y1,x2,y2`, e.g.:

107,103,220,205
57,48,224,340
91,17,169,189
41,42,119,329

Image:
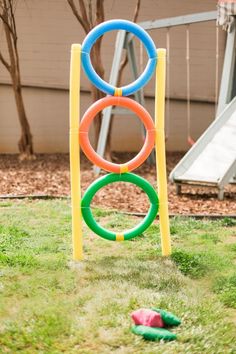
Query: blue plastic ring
81,19,157,96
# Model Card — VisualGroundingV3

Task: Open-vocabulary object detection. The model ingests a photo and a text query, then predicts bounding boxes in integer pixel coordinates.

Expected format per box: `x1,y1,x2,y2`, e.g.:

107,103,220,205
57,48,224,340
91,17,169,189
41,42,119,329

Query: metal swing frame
94,11,218,176
170,17,236,200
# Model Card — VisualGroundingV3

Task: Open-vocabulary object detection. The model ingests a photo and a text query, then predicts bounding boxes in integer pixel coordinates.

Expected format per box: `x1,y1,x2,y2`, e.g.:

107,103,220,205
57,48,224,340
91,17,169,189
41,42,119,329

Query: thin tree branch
133,0,141,23
95,0,104,49
95,0,104,26
67,0,89,33
78,0,90,30
0,0,16,72
8,0,17,37
0,12,15,36
2,21,16,74
0,50,11,71
88,0,93,28
117,0,141,86
8,0,19,71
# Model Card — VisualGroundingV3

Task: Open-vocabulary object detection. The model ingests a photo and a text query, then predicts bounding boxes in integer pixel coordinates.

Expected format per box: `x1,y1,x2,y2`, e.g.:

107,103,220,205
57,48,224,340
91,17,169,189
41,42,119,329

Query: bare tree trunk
12,77,33,158
0,0,34,159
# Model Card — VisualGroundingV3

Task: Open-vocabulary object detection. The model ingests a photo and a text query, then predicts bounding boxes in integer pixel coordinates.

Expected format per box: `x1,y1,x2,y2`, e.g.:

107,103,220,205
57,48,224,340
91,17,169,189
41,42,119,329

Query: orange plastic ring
79,96,155,173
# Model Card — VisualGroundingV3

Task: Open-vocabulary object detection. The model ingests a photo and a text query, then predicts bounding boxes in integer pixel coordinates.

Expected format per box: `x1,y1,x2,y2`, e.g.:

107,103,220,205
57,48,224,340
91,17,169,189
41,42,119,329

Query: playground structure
170,14,236,200
69,20,171,260
94,11,236,200
170,96,236,200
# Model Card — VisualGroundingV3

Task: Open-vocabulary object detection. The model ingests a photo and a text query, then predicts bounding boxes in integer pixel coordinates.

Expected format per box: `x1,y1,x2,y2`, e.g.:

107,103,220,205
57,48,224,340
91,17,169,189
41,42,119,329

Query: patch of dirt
0,153,236,215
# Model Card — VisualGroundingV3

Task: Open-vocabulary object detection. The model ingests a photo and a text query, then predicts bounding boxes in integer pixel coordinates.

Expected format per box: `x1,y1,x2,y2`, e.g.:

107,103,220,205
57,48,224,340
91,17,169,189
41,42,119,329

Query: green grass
0,200,236,353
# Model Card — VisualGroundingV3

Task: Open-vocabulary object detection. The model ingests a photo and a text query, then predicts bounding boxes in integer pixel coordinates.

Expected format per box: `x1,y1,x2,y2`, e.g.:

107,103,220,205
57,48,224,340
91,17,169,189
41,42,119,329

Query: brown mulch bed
0,153,236,215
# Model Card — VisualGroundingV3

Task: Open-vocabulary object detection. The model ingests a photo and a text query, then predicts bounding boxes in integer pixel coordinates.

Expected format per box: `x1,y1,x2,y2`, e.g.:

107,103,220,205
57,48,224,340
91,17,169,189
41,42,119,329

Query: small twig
0,51,11,71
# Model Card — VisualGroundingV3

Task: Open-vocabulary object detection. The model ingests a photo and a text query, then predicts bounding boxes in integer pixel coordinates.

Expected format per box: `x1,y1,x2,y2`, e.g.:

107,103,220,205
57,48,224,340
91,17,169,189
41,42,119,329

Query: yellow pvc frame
69,45,171,259
70,44,83,260
155,48,171,256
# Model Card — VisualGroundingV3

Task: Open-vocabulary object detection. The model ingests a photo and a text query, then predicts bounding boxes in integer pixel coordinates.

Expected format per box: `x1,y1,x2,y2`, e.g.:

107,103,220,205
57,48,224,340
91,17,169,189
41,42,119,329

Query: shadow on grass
84,254,185,293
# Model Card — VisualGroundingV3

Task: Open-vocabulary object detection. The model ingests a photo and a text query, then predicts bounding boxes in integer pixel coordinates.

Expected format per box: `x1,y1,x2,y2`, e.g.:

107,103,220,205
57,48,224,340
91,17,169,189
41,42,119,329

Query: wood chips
0,153,235,215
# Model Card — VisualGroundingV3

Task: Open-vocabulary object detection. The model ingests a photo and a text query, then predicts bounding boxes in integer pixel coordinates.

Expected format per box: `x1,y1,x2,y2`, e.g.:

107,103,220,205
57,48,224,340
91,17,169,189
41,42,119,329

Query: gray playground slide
169,96,236,199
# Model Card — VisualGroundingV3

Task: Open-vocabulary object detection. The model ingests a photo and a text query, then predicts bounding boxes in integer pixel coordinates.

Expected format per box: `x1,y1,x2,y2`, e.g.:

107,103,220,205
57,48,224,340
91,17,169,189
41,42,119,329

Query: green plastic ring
81,173,159,241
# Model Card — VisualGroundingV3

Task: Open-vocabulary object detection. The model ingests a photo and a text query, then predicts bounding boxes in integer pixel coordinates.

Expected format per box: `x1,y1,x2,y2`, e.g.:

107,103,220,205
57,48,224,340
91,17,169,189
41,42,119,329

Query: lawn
0,199,236,353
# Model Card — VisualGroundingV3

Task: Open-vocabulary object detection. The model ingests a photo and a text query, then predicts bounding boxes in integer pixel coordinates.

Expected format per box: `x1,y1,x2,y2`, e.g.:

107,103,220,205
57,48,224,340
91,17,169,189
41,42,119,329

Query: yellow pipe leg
155,48,172,256
69,44,83,260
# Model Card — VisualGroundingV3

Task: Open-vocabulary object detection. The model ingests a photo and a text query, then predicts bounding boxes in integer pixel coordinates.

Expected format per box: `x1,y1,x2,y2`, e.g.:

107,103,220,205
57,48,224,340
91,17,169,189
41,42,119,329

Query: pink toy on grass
131,308,164,327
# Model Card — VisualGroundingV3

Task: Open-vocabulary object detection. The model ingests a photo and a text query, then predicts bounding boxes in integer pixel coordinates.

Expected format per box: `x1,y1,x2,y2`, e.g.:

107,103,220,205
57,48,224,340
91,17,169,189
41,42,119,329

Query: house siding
0,0,225,153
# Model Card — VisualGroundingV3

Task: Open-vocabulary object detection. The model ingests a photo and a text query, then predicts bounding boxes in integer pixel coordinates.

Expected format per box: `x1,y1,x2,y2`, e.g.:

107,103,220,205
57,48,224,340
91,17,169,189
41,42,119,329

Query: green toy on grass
151,308,181,327
131,308,181,341
132,325,177,341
